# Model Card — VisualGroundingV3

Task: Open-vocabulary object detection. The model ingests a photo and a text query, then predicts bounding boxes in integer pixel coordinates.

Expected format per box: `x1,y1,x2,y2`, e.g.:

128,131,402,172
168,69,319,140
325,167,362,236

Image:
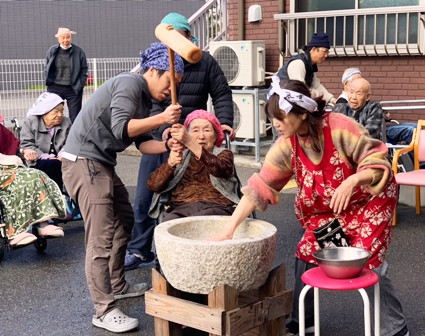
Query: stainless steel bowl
313,247,371,279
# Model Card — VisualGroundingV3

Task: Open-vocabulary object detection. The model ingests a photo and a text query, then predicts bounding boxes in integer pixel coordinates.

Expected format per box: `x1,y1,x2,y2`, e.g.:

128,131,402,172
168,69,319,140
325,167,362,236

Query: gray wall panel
0,0,204,59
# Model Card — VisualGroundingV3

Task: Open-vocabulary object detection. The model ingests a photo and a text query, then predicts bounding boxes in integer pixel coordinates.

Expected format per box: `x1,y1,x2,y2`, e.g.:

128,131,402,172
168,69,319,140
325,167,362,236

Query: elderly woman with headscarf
147,109,240,222
20,92,71,191
60,42,184,333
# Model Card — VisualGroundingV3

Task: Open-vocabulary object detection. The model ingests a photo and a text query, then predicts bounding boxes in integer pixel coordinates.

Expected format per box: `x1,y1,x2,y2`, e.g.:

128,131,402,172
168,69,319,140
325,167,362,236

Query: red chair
391,120,425,225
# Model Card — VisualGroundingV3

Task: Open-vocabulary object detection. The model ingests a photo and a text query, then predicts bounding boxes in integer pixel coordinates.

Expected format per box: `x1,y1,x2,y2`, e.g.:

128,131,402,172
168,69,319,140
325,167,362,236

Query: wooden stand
145,263,293,336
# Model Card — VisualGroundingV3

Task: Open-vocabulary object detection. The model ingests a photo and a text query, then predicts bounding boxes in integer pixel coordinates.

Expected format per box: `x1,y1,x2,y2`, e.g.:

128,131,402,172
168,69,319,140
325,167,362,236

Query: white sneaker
92,308,139,333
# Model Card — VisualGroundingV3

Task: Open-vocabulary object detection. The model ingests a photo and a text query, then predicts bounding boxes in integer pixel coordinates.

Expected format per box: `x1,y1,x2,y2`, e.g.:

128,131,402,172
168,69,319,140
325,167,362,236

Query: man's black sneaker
394,325,409,336
124,252,155,271
286,320,315,335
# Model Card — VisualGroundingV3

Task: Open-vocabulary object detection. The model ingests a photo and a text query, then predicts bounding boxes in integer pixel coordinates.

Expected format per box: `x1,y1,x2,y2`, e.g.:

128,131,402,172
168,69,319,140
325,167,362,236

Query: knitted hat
27,92,64,116
184,109,225,147
307,32,330,48
161,12,199,43
55,27,76,38
140,42,184,74
341,67,362,84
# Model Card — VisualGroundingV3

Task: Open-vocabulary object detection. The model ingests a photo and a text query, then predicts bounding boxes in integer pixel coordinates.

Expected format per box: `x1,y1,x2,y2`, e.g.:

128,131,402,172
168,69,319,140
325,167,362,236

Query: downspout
238,0,245,40
278,0,285,68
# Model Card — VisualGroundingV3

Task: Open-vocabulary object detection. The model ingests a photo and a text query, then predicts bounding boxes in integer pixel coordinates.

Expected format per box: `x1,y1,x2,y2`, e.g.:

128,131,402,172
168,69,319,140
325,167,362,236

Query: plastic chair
299,267,380,336
391,119,425,225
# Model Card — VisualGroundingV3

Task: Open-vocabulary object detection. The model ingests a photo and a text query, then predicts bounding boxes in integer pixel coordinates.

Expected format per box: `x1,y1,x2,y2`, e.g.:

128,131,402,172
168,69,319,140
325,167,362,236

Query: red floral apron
290,116,398,268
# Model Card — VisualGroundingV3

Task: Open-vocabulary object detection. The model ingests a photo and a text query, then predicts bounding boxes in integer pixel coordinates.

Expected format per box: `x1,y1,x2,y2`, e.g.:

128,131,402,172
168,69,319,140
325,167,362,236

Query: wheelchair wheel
0,237,5,262
34,237,47,252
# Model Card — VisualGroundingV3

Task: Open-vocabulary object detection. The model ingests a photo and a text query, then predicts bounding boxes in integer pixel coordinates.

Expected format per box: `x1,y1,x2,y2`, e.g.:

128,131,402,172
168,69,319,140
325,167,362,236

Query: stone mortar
154,216,277,294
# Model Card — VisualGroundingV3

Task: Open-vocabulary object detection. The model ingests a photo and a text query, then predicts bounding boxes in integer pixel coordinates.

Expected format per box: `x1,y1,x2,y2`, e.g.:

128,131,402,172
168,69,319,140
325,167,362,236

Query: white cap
27,92,64,116
341,68,362,84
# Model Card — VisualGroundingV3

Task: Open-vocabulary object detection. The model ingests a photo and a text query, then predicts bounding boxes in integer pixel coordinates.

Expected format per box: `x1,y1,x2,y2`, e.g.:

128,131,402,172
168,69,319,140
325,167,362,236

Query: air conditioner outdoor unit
209,40,265,87
232,92,267,139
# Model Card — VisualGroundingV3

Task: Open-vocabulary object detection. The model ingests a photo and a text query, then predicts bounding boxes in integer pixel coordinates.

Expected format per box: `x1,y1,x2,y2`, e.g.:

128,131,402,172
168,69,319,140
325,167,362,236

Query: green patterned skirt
0,165,66,239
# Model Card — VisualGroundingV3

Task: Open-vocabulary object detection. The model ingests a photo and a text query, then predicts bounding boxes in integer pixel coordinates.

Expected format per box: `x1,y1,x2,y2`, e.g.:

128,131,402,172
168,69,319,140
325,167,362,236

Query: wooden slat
225,290,293,335
208,285,239,335
146,291,224,334
259,264,289,336
151,269,183,336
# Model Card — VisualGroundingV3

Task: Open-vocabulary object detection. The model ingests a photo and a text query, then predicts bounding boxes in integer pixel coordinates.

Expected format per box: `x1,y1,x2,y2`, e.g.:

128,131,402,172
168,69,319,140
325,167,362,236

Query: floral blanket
0,165,66,239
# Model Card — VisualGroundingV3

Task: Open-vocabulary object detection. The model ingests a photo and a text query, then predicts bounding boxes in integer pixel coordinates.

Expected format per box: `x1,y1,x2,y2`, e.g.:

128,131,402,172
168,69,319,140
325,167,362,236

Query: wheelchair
0,117,82,262
0,199,48,261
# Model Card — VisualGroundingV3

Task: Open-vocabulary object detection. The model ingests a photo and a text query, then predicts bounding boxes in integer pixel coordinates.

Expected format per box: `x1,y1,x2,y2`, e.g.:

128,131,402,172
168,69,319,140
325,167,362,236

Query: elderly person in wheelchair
147,109,240,222
0,123,66,247
20,92,72,191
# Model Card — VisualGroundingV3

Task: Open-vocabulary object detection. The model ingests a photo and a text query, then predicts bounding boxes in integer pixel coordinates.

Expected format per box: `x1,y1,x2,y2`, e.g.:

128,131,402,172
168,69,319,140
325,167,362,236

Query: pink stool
299,267,380,336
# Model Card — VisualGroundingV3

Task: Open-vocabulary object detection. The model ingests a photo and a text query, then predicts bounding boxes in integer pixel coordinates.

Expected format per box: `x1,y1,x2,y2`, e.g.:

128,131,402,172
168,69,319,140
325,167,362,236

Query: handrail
381,99,425,104
274,6,424,20
188,0,226,51
381,99,425,111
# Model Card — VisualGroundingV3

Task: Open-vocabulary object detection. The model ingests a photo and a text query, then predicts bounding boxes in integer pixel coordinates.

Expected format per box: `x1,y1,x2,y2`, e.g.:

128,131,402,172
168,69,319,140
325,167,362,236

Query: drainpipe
238,0,245,40
278,0,284,67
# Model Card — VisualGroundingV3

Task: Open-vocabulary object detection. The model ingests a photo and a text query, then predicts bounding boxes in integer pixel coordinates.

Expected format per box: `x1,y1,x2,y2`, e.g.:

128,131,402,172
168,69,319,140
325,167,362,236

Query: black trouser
47,84,83,123
34,159,63,191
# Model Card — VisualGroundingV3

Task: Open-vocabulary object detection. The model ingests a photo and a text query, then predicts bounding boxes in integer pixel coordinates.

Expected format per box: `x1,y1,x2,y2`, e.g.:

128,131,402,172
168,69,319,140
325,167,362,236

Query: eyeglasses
317,48,329,55
49,108,65,116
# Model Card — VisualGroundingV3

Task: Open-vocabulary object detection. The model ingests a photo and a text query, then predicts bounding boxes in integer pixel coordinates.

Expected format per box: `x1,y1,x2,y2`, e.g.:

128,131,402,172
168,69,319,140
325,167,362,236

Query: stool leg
299,285,312,336
314,287,320,335
358,288,372,336
374,282,380,336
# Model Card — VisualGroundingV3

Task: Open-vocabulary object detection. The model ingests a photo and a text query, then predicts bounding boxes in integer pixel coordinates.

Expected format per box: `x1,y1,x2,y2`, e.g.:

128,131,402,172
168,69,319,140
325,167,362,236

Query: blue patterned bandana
140,42,184,74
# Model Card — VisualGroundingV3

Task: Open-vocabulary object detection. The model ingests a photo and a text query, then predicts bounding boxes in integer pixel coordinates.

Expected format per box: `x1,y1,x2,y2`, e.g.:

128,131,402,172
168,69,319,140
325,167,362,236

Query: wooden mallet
155,23,202,105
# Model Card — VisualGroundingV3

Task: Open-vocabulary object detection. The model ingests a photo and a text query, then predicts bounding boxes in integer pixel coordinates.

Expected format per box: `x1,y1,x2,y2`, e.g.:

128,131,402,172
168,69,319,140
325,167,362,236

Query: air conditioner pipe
238,0,245,40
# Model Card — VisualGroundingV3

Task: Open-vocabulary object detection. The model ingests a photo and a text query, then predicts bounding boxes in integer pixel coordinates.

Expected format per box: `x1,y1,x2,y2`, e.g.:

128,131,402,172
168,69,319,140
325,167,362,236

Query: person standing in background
277,32,336,104
45,27,88,123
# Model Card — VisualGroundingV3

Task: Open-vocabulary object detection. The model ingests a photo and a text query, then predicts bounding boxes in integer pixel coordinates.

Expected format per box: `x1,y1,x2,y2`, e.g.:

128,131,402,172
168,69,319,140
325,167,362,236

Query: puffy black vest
277,52,318,88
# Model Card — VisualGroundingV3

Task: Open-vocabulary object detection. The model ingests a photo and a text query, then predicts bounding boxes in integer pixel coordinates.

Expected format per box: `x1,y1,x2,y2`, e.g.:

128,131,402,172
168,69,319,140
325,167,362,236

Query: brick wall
226,0,425,122
227,0,281,76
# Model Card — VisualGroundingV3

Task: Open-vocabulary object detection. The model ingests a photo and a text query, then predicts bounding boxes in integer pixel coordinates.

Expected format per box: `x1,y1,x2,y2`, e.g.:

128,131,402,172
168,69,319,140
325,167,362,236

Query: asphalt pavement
1,150,424,336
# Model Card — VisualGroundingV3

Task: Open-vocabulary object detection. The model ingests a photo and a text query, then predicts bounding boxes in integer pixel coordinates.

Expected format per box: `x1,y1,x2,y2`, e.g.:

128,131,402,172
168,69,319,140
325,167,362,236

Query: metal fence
0,58,139,124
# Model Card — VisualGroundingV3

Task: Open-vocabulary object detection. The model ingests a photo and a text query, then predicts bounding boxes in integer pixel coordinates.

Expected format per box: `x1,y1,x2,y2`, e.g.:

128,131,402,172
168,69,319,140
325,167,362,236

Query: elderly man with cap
125,12,234,271
61,42,184,333
45,27,88,123
336,67,363,104
277,32,336,104
20,92,72,192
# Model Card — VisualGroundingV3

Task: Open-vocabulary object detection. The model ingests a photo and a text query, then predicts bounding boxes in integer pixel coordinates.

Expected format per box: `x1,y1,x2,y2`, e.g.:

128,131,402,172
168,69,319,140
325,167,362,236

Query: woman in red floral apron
213,78,408,336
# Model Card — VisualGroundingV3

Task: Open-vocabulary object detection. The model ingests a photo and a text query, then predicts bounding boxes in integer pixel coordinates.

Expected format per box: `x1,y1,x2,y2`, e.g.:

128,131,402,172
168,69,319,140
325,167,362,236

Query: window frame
276,0,425,57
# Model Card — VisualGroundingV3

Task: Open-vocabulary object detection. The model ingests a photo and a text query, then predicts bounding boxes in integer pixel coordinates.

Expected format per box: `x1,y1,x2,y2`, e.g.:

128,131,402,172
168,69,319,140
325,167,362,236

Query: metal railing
0,58,139,123
274,6,425,57
189,0,227,51
0,0,225,123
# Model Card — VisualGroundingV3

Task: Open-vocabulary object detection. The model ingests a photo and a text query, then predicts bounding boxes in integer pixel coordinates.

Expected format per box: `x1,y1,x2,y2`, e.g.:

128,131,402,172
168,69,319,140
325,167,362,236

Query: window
279,0,425,56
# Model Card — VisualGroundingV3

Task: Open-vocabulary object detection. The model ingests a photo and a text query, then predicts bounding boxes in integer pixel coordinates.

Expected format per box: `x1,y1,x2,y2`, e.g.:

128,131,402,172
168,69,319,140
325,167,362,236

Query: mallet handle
168,48,177,105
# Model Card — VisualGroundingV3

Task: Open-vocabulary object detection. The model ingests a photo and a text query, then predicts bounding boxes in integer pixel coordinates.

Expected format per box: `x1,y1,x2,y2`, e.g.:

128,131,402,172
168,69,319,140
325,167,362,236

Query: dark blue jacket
277,52,317,87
